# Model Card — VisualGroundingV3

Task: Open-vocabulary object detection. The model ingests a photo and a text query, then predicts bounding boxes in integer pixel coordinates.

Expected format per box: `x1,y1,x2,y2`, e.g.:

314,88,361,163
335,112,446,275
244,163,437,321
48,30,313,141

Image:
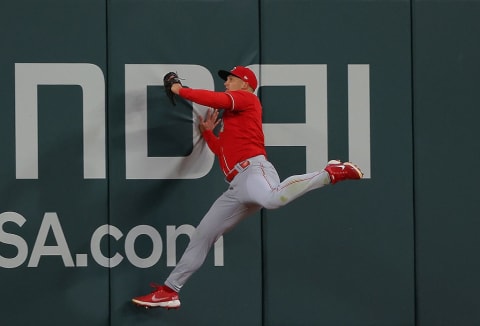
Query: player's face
224,75,248,91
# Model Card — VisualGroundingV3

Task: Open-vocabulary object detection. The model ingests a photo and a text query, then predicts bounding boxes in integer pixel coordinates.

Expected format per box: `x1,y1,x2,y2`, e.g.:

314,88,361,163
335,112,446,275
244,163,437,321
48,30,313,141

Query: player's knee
261,197,288,210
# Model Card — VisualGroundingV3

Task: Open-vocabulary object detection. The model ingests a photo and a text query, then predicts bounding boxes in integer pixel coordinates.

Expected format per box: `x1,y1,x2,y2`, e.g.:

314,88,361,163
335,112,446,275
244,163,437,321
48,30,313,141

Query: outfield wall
1,1,479,325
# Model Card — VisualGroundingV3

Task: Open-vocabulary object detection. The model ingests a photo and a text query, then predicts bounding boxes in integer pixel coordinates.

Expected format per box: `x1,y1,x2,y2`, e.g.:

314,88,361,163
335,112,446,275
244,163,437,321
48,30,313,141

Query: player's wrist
171,83,182,95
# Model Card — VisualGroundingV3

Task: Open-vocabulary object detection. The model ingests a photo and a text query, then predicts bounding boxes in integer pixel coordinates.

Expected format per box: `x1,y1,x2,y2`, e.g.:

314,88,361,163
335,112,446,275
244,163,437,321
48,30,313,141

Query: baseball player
132,66,363,309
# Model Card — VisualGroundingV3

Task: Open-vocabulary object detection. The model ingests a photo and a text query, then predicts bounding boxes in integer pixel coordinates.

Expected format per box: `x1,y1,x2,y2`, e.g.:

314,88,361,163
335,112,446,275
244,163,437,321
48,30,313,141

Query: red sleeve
202,129,220,155
179,88,233,109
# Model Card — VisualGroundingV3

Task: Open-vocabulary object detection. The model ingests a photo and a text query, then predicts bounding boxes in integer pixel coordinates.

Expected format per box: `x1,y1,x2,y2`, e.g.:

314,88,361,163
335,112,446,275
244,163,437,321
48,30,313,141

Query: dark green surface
0,1,108,325
1,0,479,325
261,1,414,325
413,1,480,325
107,1,262,325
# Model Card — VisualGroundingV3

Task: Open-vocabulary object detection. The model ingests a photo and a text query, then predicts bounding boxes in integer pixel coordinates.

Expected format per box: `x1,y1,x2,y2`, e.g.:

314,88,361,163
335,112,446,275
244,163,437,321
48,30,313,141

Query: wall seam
410,0,419,325
258,0,266,324
105,1,112,325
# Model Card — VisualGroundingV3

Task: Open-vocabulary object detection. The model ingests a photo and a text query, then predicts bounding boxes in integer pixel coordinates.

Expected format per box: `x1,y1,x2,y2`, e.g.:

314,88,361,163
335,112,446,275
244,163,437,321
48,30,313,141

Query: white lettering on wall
0,212,224,269
13,63,370,179
348,64,371,178
15,63,106,179
124,64,215,179
251,64,328,171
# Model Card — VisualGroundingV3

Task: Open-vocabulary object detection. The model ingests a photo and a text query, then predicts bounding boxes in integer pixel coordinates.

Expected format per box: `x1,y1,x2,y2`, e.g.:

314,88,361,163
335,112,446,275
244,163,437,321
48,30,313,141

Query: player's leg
242,161,329,209
264,171,330,209
133,189,260,308
165,194,259,292
240,159,362,209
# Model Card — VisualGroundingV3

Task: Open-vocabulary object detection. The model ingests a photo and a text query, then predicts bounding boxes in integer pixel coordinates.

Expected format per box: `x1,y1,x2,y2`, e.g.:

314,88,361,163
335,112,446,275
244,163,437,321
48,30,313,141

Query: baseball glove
163,72,182,105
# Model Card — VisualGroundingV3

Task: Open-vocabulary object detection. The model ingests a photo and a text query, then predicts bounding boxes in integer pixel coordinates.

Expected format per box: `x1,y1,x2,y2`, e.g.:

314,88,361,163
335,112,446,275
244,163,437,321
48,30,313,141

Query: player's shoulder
225,90,259,102
226,89,256,96
225,90,260,111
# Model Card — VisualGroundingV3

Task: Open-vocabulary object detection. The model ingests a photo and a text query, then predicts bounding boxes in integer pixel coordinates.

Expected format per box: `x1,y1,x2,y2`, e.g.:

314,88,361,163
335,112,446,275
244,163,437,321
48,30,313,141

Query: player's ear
245,82,254,92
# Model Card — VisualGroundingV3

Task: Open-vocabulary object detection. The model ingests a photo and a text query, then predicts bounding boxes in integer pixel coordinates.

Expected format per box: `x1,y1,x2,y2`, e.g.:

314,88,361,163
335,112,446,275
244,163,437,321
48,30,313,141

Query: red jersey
179,88,266,175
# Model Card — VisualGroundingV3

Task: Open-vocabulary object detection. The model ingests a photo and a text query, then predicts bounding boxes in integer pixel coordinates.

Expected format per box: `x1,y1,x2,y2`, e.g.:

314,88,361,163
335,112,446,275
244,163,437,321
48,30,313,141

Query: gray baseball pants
165,155,330,292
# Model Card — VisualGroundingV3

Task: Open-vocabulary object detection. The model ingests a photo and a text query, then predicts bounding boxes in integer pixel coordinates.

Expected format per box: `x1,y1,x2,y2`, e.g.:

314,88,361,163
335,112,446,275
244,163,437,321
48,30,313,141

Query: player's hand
163,72,182,105
170,83,182,95
199,109,220,133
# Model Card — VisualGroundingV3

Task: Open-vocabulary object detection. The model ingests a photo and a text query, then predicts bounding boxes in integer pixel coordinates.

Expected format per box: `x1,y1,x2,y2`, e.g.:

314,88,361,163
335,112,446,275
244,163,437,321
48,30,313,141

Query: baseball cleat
324,160,363,184
132,284,181,309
